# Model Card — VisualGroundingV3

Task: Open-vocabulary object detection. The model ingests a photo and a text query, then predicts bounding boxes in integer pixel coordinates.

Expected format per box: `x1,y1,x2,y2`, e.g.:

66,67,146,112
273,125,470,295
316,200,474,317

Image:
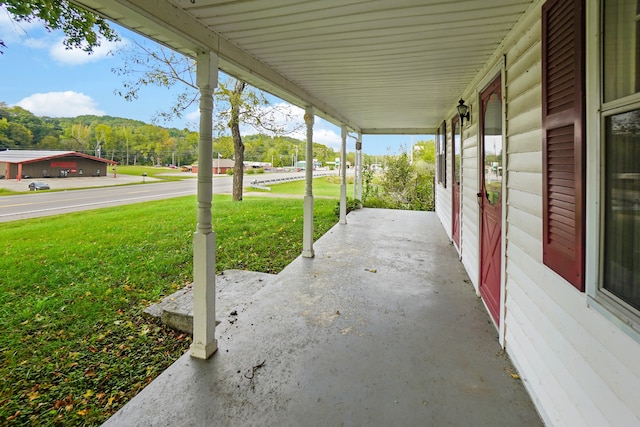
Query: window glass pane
483,93,502,205
454,119,461,185
604,110,640,310
603,0,640,102
442,121,446,186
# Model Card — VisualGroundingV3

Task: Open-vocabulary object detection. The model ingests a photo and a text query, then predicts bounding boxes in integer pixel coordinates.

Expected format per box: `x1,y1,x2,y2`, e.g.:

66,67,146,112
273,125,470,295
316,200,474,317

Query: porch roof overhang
71,0,535,136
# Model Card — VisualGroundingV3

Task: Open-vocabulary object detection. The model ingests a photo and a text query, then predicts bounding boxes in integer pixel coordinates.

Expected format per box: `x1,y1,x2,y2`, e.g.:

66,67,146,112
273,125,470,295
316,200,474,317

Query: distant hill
0,102,341,167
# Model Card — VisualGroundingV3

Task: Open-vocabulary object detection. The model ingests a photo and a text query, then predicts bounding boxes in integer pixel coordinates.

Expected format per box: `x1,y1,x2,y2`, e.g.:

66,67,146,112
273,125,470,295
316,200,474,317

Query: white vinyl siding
460,127,480,291
433,1,640,425
435,127,453,241
503,4,640,426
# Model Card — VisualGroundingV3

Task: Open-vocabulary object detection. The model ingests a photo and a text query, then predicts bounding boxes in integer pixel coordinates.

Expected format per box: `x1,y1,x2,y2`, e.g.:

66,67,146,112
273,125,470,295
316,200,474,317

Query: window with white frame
586,0,640,334
599,0,640,315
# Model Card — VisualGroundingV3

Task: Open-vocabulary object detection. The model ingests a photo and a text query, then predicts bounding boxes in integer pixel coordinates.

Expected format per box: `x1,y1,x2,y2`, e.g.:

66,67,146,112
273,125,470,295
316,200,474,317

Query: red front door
452,115,461,248
479,76,503,325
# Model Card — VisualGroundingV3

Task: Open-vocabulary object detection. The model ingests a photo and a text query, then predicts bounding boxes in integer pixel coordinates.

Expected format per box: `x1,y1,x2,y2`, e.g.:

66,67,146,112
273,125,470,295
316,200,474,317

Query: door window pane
483,93,502,205
454,118,461,185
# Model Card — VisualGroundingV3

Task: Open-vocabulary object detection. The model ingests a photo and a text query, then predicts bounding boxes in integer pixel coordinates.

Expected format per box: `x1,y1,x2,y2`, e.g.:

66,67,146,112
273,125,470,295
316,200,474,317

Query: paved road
0,179,199,222
0,171,335,222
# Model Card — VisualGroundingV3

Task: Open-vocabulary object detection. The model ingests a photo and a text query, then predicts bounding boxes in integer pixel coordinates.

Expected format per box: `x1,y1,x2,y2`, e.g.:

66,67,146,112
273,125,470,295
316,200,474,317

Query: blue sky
0,7,431,155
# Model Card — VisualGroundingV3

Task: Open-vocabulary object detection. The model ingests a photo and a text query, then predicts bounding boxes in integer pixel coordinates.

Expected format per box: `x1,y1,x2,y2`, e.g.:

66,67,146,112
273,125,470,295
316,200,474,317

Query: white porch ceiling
73,0,535,134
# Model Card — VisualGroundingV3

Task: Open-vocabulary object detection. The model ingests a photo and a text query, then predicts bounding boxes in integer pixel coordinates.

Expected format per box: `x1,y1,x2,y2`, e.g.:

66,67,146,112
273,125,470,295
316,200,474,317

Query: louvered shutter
541,0,585,291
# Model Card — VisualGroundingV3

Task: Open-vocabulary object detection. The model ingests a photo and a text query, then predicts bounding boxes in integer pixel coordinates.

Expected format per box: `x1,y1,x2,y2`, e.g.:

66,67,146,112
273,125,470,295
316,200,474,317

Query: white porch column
339,125,348,225
190,51,219,360
352,135,358,201
302,106,315,258
356,132,363,206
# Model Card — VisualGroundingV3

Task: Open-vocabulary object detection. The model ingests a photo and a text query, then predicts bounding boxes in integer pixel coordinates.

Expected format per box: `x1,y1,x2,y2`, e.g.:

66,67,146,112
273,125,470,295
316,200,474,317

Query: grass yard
114,165,193,181
253,175,355,198
0,195,338,426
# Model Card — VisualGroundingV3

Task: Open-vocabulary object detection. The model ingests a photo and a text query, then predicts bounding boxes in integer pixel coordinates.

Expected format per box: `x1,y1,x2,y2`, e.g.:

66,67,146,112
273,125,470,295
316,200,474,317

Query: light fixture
457,99,470,126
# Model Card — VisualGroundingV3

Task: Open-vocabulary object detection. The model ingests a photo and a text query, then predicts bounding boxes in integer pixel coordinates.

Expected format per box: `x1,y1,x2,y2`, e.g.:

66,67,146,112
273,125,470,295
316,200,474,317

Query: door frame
475,64,507,345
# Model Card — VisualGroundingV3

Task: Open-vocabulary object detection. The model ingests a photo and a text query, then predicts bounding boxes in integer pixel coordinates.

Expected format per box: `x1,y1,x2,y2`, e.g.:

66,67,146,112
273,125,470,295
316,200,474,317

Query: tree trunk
231,80,246,201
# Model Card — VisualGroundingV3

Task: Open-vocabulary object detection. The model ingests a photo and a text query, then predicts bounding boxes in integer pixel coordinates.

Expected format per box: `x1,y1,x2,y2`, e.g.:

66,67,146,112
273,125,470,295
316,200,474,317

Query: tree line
0,102,347,167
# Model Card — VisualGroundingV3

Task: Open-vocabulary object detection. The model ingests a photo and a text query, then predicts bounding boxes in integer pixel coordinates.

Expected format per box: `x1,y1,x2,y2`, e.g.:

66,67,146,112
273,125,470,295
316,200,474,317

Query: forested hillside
0,102,342,167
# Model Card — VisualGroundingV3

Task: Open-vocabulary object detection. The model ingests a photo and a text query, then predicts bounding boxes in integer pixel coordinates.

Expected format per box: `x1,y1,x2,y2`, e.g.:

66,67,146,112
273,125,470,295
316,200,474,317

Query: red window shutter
541,0,585,291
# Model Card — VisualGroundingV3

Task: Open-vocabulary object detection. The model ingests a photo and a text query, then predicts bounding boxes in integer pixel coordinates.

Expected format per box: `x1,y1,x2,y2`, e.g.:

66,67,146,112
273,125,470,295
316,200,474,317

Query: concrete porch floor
103,209,542,426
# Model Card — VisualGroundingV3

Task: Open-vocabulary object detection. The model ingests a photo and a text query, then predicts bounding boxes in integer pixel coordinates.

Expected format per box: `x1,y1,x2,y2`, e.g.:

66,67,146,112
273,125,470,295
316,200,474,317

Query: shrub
333,198,361,216
362,148,435,211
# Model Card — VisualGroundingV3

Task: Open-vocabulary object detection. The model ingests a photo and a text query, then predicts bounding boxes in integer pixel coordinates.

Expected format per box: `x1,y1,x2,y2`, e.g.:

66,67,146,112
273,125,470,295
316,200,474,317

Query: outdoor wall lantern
457,99,470,126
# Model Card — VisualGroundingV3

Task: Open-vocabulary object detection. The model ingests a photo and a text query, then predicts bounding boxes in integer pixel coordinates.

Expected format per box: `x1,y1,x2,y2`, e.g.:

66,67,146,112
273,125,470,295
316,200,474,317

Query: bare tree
113,40,300,200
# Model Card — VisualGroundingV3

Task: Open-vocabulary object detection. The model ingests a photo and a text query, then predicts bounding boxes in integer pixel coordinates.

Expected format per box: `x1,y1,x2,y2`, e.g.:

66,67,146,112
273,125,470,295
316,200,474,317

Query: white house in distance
71,0,639,425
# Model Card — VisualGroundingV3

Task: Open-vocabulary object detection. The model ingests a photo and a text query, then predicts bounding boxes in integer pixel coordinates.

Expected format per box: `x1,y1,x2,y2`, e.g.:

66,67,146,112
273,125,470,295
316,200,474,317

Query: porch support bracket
302,105,315,258
190,51,219,360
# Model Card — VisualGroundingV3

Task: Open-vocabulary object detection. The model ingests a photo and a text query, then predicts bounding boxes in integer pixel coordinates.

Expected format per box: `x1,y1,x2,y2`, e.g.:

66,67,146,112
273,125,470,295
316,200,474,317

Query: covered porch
103,208,541,426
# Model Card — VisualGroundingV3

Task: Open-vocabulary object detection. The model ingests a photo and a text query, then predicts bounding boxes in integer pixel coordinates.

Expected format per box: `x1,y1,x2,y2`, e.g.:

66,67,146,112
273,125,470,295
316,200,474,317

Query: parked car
28,181,50,191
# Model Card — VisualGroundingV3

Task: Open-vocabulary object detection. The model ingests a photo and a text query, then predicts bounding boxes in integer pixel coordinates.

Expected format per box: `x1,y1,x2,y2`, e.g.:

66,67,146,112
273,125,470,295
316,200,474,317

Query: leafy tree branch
1,0,119,53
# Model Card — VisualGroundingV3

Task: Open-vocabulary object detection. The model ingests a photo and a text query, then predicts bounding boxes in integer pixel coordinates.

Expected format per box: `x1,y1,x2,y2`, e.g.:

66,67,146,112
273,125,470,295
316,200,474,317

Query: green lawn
253,175,355,198
0,195,338,426
114,165,194,181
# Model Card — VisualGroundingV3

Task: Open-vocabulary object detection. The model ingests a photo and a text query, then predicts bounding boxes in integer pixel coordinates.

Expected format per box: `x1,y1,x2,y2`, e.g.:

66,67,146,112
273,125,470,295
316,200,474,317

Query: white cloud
275,104,343,148
0,7,39,46
16,91,105,117
1,6,127,65
312,128,342,148
185,109,200,122
49,36,127,65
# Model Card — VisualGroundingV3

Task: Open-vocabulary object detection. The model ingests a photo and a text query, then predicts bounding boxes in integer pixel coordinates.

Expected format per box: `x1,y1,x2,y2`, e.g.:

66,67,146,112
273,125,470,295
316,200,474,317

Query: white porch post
352,135,358,201
339,125,348,225
356,132,363,206
190,51,219,360
302,106,315,258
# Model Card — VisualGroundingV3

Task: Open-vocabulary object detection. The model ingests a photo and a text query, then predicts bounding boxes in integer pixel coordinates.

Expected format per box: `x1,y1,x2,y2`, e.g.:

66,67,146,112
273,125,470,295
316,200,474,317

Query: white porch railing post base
302,195,315,258
190,231,218,360
339,184,347,224
190,340,218,360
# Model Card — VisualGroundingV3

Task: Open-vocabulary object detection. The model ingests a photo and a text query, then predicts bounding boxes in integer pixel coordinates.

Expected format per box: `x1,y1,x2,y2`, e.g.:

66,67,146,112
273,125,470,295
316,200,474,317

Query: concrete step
144,269,275,333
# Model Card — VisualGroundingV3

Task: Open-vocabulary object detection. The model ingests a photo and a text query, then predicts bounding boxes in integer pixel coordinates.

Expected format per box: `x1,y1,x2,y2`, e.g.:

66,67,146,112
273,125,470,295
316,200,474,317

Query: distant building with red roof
0,150,117,181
